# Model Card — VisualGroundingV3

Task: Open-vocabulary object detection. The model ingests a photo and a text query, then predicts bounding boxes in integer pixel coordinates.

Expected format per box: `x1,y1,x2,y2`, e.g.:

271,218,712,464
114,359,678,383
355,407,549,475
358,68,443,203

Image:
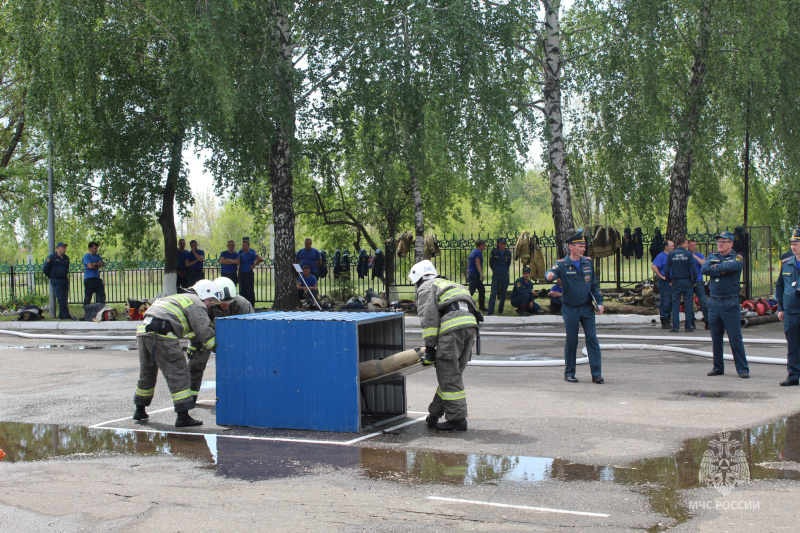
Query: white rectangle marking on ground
427,496,610,518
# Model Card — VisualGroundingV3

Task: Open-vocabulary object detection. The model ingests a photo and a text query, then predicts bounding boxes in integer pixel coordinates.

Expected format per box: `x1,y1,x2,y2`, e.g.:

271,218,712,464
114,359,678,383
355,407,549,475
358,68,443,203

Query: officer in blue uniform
701,230,749,378
487,238,512,315
776,228,800,386
43,242,74,319
510,266,541,316
546,230,605,384
665,236,697,332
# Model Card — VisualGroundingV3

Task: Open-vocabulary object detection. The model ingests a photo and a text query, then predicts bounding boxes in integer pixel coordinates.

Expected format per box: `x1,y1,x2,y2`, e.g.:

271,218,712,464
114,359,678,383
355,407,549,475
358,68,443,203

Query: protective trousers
239,271,256,306
488,273,509,314
83,277,106,307
562,303,602,378
189,347,212,398
784,313,800,379
428,327,477,422
708,296,749,374
134,334,194,412
658,279,672,321
671,280,693,330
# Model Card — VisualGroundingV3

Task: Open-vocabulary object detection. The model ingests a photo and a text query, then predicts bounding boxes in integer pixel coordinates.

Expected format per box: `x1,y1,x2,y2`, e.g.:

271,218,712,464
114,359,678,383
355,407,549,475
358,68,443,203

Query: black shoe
487,312,493,316
780,378,800,386
685,327,695,332
564,376,579,383
132,405,149,421
175,411,203,427
435,418,467,431
739,372,750,379
426,415,439,428
592,376,605,384
707,370,724,376
670,328,680,333
704,322,710,330
479,307,487,312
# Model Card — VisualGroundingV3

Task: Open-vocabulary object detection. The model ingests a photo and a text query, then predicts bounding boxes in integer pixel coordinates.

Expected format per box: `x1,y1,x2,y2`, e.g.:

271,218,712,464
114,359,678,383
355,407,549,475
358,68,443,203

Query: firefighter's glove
186,344,199,362
419,346,436,366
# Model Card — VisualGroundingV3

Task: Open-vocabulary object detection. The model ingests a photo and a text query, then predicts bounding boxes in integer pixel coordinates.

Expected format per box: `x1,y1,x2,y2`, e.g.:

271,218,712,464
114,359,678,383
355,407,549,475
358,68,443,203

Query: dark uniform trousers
134,334,194,412
221,272,238,286
488,273,509,314
239,271,256,306
658,279,672,320
562,303,602,378
692,284,709,327
428,327,478,422
468,274,485,307
671,280,693,330
784,313,800,379
83,277,106,307
50,278,70,318
187,269,205,286
708,296,749,374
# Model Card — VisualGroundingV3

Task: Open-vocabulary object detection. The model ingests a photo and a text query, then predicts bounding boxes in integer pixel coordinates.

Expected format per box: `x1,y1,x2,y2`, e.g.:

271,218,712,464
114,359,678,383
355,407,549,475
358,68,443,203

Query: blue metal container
215,311,406,432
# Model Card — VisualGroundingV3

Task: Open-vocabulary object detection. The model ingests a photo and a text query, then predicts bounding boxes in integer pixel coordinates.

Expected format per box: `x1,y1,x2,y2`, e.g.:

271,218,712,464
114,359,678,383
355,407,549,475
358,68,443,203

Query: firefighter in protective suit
185,277,256,401
411,260,478,432
133,280,220,427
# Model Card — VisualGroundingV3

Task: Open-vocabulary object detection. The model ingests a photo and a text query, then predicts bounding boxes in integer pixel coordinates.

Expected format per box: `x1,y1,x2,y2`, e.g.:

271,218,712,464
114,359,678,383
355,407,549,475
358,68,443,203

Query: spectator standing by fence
43,242,75,320
186,240,205,285
467,240,487,311
82,241,106,307
238,237,262,306
296,238,322,276
651,239,675,329
176,239,189,289
219,240,240,286
487,238,511,315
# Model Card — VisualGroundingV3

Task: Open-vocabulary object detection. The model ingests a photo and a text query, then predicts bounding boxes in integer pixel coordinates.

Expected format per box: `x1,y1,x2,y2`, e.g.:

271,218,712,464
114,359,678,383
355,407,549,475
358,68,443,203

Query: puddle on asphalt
677,390,772,400
3,415,800,531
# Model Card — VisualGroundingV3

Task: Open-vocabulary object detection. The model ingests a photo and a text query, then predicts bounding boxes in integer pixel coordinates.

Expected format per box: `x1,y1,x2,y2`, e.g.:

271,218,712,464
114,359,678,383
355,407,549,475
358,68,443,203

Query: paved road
1,320,798,532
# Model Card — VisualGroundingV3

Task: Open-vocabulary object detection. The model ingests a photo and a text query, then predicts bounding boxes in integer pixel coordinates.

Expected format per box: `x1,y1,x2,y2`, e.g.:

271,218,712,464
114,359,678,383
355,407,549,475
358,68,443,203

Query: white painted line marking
408,410,428,415
344,415,427,444
90,407,175,428
427,496,610,518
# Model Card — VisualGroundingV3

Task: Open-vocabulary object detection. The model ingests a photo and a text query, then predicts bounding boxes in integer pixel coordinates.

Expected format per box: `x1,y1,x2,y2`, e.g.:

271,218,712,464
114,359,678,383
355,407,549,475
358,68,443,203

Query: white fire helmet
190,280,222,305
408,260,437,284
213,277,237,302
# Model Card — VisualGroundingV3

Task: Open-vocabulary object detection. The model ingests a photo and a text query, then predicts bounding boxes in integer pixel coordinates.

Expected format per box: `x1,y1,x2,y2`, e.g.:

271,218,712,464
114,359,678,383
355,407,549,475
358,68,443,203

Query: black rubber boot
426,415,439,428
175,410,203,427
435,418,468,432
132,405,149,421
661,318,670,329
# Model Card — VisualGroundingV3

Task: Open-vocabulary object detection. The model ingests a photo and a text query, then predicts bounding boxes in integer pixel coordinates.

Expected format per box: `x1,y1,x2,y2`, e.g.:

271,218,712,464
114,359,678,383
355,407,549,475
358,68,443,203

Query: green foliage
328,272,356,302
0,292,48,312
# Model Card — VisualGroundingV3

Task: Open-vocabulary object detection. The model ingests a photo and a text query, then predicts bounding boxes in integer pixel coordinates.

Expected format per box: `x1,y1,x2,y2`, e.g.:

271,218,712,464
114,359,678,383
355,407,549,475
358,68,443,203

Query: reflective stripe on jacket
139,293,216,349
416,277,477,347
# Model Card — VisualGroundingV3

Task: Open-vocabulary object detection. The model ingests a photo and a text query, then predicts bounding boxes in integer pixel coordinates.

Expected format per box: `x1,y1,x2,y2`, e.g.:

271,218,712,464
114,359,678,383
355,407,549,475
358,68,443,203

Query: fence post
615,248,621,292
27,254,35,294
10,266,15,300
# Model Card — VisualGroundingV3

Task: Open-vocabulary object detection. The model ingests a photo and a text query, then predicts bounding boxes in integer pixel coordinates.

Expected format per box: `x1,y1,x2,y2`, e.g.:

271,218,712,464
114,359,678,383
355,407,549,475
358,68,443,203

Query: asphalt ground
1,318,799,532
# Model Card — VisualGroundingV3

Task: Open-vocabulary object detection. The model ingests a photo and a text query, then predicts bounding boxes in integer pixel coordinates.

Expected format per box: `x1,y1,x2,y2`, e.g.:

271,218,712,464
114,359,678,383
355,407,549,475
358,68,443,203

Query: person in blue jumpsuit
665,236,697,332
776,228,800,386
43,242,75,320
510,266,541,316
651,239,675,329
688,239,709,330
185,240,205,285
487,238,512,315
546,230,605,384
467,240,487,311
701,231,749,378
219,240,240,286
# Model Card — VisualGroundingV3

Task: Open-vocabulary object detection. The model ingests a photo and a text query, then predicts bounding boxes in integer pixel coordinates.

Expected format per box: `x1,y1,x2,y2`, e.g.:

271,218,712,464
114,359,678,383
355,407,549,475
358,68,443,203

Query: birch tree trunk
541,0,576,256
270,2,297,311
404,141,425,264
667,0,711,241
158,127,184,295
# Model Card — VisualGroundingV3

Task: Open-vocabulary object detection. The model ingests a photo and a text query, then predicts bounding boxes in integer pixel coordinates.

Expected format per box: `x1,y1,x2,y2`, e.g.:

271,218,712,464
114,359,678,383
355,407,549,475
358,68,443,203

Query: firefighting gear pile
16,304,43,321
587,225,622,259
82,303,119,322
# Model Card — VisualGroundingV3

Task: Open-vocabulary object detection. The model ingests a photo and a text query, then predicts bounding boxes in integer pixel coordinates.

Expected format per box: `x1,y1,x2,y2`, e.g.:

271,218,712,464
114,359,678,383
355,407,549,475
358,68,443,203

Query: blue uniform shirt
220,251,239,275
186,249,204,271
693,252,705,282
776,256,800,313
298,273,318,287
546,255,603,307
83,253,102,279
43,253,70,279
489,248,512,275
296,247,321,275
701,250,743,297
665,248,696,283
652,252,669,277
177,249,188,270
239,249,259,272
468,249,483,276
